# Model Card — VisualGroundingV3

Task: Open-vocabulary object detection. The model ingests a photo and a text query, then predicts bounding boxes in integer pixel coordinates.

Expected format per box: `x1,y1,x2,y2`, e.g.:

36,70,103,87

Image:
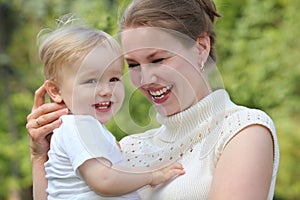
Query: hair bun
197,0,222,22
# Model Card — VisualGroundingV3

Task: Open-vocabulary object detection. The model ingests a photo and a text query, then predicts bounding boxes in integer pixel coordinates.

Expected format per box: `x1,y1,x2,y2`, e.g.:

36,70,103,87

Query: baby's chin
94,114,112,124
71,108,113,124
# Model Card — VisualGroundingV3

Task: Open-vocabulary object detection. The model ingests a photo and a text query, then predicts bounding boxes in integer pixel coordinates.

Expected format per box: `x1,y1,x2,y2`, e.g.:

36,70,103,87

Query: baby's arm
78,158,184,196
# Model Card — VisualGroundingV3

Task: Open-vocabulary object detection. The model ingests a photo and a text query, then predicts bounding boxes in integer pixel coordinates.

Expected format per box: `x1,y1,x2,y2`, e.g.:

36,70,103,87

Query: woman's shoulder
219,105,277,148
224,106,275,133
216,105,279,162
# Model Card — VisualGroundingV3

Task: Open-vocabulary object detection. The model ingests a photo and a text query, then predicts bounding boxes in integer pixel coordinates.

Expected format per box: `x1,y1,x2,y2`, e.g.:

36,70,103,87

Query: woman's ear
196,34,211,63
44,80,63,103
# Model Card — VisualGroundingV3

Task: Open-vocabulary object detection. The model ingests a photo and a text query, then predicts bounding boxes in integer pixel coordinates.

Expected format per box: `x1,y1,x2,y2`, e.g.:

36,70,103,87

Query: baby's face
60,45,125,124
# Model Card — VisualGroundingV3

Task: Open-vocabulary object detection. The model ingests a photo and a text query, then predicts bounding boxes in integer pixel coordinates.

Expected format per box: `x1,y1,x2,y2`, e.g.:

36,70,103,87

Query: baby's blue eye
87,79,97,84
110,77,120,82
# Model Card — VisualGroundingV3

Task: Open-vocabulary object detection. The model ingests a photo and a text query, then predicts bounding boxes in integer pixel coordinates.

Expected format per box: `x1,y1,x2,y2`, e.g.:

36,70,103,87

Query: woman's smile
148,85,174,103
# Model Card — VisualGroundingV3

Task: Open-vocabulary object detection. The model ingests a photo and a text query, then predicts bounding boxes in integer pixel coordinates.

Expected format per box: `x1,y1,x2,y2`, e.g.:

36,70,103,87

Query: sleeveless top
120,89,279,200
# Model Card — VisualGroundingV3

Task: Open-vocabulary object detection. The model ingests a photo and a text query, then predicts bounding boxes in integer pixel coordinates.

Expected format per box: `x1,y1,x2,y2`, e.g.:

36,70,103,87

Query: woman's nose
140,64,157,85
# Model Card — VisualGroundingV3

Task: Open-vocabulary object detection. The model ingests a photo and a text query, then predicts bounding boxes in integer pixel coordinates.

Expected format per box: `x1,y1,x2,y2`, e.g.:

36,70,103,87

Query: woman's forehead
120,27,195,55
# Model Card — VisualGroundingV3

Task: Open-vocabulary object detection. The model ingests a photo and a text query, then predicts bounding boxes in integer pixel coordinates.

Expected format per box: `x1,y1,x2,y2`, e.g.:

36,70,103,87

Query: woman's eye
127,63,140,68
152,58,164,64
110,77,120,82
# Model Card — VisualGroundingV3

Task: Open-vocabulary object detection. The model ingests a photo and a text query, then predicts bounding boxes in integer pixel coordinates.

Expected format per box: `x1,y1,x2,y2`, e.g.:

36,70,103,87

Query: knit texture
120,89,279,199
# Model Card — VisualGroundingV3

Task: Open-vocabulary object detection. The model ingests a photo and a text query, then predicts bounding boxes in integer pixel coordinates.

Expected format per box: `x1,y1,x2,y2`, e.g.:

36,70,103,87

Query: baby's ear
44,80,63,103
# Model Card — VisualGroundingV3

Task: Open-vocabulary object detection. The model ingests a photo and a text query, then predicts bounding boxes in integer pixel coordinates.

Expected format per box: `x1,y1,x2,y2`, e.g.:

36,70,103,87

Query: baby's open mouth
94,101,112,110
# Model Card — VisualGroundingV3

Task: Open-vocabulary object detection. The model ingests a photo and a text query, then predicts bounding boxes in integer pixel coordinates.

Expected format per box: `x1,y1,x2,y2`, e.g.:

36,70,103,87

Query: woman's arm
209,125,274,200
79,158,185,196
26,84,68,199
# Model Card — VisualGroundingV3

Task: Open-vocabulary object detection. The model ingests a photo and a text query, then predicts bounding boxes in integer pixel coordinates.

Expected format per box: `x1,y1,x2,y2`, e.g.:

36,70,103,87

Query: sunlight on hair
55,13,81,27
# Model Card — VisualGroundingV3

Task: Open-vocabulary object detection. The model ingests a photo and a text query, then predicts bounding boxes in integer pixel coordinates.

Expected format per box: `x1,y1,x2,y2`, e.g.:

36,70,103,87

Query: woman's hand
26,83,68,161
26,83,69,200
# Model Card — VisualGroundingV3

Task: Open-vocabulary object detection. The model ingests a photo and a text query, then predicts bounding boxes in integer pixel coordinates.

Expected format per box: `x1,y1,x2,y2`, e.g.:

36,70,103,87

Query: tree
215,0,300,199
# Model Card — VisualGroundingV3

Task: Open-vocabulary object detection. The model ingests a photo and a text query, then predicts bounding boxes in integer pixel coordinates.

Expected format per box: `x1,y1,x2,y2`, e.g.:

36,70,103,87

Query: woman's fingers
32,83,47,110
26,84,68,160
26,106,68,159
27,103,67,123
26,105,68,134
27,83,67,128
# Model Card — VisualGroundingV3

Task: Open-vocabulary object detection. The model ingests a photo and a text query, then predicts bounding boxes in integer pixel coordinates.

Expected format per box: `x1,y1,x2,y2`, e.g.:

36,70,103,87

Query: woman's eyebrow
124,57,136,62
147,50,168,59
146,51,158,60
124,49,167,62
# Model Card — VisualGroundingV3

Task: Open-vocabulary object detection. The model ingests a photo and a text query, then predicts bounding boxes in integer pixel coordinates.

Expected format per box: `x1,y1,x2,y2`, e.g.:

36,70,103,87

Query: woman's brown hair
120,0,222,61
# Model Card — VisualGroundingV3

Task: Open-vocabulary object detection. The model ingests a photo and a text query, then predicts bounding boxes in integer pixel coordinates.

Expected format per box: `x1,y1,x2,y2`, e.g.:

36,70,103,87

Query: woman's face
121,27,210,116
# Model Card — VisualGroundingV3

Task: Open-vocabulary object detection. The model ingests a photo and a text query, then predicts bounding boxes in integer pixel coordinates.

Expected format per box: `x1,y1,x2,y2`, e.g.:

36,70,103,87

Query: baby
38,19,184,199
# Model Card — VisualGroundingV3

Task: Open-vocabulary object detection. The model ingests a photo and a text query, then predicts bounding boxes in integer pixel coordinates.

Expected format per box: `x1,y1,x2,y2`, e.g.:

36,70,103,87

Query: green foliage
215,0,300,199
0,0,299,199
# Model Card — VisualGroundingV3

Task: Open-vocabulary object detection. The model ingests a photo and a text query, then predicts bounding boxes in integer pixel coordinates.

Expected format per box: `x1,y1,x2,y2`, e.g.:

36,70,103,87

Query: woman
27,0,279,199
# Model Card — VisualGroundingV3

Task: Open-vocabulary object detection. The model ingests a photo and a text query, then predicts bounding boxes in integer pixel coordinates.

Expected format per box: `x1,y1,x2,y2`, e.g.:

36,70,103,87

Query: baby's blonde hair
38,16,121,82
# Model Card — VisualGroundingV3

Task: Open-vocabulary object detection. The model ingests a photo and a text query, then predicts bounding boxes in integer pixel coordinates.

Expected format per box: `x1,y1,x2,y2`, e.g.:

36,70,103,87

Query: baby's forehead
81,46,122,67
76,46,123,76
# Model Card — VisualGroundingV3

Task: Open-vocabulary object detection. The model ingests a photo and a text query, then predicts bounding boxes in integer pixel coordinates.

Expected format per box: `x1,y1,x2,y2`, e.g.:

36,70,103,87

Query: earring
200,61,205,72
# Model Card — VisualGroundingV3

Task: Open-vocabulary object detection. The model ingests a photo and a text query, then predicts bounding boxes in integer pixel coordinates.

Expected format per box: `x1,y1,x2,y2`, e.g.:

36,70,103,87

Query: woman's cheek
129,70,141,88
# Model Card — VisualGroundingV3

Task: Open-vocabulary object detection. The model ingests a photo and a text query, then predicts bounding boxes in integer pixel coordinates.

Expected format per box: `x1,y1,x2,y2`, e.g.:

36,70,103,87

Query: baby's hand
150,162,185,186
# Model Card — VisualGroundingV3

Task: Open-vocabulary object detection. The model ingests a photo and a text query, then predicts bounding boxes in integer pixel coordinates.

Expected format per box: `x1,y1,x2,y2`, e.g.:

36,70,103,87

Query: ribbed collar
155,89,234,143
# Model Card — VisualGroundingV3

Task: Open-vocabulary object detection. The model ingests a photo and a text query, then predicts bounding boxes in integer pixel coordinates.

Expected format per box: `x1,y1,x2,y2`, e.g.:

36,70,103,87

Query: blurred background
0,0,299,199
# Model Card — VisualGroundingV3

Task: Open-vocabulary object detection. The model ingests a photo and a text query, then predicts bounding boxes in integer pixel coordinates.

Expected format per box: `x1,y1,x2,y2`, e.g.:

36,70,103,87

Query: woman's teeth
149,85,173,97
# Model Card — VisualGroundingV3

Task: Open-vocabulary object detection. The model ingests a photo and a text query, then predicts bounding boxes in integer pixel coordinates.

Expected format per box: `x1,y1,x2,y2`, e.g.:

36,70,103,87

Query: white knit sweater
120,89,279,200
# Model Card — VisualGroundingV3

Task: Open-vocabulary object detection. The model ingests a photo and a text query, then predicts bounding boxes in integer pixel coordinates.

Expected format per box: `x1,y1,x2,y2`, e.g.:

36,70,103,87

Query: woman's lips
148,85,173,103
